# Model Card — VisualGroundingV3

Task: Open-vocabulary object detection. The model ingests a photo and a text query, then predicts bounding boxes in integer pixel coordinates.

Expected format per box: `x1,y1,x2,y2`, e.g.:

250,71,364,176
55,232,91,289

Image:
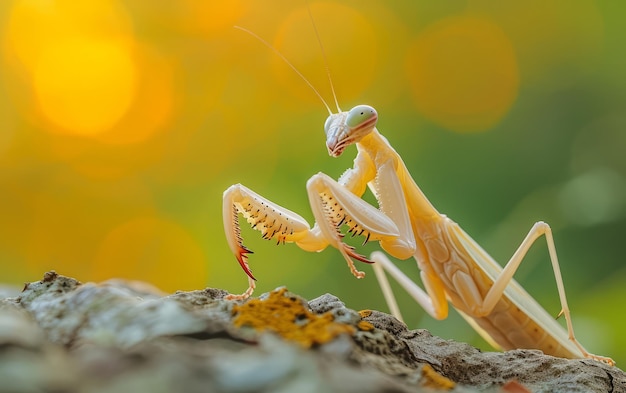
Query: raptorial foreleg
223,184,328,299
306,172,404,279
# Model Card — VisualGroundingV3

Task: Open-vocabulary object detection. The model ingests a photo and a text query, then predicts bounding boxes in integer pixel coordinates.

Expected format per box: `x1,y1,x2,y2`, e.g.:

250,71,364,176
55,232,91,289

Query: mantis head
325,105,378,157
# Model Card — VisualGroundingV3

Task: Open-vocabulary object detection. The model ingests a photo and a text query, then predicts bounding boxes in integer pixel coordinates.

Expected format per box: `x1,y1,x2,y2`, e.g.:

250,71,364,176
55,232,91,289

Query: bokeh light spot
3,0,134,77
33,37,136,137
559,168,626,227
93,217,207,292
405,16,519,133
96,43,176,145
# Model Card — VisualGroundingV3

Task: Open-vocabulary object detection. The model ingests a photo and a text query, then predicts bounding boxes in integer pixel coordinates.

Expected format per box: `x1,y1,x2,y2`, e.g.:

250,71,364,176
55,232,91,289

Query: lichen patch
232,287,355,348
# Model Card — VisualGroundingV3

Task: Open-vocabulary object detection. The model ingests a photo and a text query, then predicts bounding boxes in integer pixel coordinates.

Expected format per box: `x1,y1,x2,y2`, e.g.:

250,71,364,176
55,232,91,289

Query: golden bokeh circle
93,217,207,292
33,37,137,137
406,16,519,133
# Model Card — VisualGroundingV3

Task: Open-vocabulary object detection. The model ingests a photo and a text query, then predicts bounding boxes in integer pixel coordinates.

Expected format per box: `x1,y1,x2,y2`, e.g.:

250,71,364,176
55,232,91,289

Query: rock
355,309,624,392
0,284,20,299
0,271,623,393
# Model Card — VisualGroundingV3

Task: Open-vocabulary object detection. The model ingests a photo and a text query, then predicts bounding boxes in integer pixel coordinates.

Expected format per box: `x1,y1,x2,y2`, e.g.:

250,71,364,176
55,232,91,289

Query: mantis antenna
305,2,342,113
233,25,333,116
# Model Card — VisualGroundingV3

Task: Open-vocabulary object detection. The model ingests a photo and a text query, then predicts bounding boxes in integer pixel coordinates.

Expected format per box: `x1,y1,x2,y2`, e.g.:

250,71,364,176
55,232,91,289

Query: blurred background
1,0,625,363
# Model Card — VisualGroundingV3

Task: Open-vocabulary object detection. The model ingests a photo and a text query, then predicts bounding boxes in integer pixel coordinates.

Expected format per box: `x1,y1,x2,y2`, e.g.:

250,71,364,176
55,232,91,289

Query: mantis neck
357,129,396,162
358,128,441,220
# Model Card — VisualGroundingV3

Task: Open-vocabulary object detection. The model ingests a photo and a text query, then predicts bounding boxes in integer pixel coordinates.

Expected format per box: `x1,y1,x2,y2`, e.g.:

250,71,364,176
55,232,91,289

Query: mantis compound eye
346,105,378,130
324,114,334,135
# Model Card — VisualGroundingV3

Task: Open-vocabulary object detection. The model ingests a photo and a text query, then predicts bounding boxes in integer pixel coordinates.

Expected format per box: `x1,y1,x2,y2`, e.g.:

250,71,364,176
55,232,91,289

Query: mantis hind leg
476,221,614,365
451,220,614,365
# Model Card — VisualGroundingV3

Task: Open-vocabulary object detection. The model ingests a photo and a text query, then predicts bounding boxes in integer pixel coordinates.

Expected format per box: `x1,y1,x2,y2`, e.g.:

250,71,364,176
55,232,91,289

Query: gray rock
0,271,623,393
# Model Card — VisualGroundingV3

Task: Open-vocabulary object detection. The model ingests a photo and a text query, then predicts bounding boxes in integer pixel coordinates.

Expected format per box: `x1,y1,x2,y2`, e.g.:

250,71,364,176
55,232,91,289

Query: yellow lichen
232,287,355,348
420,364,456,390
357,309,375,331
357,320,375,331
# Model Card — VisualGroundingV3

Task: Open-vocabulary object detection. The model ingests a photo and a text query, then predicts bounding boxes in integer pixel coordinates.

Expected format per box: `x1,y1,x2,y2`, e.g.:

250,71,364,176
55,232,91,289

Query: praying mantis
222,12,614,366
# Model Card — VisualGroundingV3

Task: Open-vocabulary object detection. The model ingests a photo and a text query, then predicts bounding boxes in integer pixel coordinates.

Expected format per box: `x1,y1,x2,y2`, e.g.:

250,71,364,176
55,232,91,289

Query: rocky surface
0,271,623,392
